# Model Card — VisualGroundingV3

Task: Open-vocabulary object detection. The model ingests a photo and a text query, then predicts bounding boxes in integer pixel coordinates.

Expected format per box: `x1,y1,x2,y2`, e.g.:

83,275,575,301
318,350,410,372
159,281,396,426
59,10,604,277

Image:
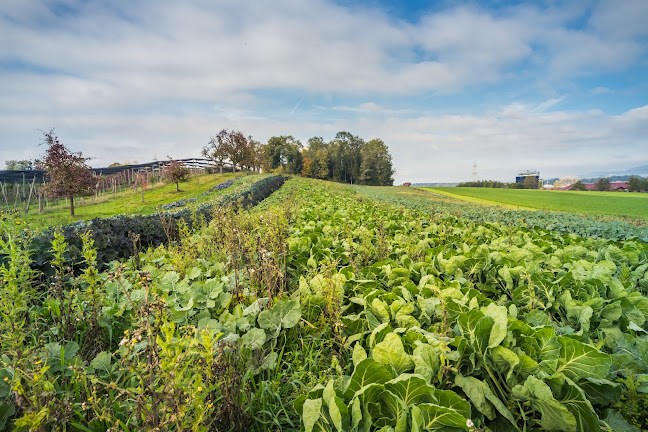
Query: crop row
354,186,648,243
0,177,646,431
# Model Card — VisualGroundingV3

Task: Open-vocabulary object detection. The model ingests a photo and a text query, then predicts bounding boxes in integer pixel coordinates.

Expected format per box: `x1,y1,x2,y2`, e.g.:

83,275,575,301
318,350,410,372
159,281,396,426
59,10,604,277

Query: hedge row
27,175,286,275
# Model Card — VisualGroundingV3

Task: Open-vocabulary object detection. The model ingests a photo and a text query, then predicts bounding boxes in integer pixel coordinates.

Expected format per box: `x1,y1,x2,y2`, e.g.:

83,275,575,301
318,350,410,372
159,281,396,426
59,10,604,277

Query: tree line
457,177,540,189
458,176,648,192
202,130,394,186
5,129,395,216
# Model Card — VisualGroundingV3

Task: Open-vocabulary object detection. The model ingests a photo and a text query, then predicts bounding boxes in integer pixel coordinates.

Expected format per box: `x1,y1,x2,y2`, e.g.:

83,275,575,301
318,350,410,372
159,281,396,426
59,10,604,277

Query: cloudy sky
1,0,647,183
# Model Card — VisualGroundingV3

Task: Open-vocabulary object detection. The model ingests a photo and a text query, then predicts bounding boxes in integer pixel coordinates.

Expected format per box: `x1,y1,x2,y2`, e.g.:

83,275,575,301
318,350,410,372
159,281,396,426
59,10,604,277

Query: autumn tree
164,159,191,192
203,129,258,173
36,130,97,216
203,129,233,174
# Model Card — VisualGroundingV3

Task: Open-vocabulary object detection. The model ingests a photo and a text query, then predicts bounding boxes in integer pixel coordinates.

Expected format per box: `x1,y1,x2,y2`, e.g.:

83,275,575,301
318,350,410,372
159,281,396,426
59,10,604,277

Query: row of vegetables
1,177,647,431
288,180,648,431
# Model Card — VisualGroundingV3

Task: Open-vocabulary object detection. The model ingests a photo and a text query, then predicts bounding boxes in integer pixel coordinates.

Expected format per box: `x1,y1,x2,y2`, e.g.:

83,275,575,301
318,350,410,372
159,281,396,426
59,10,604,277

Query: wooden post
0,181,8,209
24,177,36,214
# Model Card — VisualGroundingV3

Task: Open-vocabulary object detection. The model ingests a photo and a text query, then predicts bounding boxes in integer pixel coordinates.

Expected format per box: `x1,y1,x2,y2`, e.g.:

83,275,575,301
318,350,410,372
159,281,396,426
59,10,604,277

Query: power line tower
472,161,478,182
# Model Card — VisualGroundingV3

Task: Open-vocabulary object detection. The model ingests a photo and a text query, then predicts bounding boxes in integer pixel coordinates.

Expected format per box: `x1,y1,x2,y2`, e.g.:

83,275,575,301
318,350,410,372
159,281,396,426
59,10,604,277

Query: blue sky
1,0,647,183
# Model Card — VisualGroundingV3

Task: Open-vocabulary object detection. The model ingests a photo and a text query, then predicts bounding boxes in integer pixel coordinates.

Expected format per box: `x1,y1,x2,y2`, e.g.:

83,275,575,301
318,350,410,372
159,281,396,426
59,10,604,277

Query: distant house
558,181,629,191
403,182,412,187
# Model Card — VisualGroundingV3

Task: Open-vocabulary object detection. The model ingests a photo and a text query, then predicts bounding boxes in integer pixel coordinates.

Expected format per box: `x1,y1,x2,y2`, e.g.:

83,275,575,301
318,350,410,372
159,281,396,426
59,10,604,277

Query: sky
1,0,647,184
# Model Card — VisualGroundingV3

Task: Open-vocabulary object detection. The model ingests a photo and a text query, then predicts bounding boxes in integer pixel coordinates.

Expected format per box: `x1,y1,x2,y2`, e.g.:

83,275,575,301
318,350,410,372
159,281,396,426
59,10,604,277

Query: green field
20,172,238,228
420,186,648,221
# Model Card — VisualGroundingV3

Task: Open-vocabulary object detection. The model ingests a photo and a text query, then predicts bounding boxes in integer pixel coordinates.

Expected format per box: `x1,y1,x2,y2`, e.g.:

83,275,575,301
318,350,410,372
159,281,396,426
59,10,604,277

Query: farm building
516,170,540,184
557,181,629,191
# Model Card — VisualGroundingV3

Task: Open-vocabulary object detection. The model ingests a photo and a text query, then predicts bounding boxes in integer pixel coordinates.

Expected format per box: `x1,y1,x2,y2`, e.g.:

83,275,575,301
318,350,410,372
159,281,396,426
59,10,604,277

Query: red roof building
558,182,629,191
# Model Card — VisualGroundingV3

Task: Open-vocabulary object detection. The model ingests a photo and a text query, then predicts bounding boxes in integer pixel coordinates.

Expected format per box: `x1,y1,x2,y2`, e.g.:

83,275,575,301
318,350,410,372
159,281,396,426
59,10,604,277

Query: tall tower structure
472,161,478,182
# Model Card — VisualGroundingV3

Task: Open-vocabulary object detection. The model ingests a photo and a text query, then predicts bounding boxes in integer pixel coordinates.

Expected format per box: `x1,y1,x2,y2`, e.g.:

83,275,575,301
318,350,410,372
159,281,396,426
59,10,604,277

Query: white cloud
1,0,647,183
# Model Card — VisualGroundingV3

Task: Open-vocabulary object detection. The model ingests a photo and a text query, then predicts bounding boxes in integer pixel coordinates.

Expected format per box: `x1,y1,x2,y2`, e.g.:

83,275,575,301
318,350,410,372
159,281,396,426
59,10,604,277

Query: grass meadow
20,172,238,229
420,186,648,221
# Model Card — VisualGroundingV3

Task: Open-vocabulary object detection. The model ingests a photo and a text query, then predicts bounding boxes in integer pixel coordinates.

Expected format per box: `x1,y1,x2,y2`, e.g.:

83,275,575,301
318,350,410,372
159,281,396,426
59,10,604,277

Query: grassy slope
23,172,238,228
419,186,648,220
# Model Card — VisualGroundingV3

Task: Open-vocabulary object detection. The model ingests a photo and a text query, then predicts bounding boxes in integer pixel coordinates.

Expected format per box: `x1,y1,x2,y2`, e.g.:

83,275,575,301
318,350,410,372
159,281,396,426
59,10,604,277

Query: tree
203,130,233,174
133,171,149,202
4,160,32,170
572,180,587,191
36,130,97,216
301,157,314,177
164,159,191,192
329,131,364,184
628,176,646,192
358,139,394,186
262,136,303,174
594,177,611,191
523,176,538,189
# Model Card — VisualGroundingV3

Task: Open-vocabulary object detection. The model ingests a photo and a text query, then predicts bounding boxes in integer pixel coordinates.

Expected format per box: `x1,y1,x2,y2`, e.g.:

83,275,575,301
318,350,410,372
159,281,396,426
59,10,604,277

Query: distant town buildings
516,170,540,184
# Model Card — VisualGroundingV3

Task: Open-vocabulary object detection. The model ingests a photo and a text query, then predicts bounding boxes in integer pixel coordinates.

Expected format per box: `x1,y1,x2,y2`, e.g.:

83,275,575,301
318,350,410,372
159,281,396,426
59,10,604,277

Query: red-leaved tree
164,159,191,192
37,130,97,216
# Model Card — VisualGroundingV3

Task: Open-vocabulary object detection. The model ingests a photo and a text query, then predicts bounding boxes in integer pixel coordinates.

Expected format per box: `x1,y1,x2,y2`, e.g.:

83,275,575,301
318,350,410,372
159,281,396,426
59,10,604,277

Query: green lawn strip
422,187,648,221
416,186,537,211
22,172,239,228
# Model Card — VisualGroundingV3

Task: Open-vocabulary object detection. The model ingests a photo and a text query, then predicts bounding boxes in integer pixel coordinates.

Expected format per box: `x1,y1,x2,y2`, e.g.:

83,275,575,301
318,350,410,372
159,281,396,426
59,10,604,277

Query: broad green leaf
556,337,611,380
351,396,362,430
556,377,600,432
240,328,266,350
373,333,415,374
353,343,368,366
345,358,393,397
512,375,577,432
257,309,281,335
491,346,520,381
369,322,393,348
411,403,470,431
371,298,391,323
0,369,13,399
482,303,508,348
600,409,641,432
412,342,440,383
535,327,560,362
384,374,436,406
274,299,302,329
367,390,408,432
458,309,493,355
433,389,472,419
578,378,622,406
303,398,323,432
324,380,348,432
454,374,516,425
0,402,16,431
243,298,269,316
90,351,111,373
185,266,202,280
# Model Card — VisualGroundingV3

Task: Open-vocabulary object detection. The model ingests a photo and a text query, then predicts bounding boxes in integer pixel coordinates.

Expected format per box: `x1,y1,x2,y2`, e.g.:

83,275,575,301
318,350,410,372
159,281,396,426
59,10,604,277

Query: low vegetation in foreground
1,177,647,431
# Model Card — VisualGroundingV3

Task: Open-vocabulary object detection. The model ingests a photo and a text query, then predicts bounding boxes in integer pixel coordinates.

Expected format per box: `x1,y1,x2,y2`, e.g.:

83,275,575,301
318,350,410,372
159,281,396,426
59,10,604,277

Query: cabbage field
1,176,647,431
